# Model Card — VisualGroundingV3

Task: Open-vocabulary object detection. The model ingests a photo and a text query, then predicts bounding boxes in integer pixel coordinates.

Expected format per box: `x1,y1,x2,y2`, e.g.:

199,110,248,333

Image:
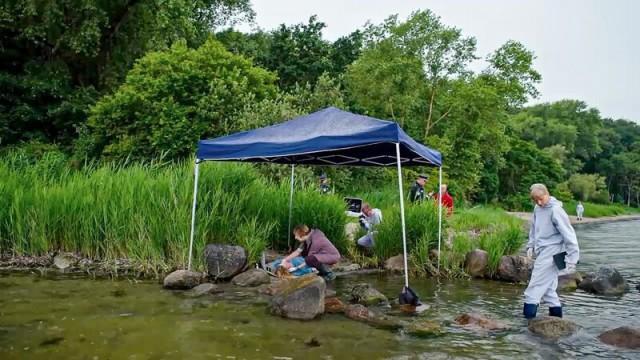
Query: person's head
530,183,550,207
362,203,372,216
293,224,312,242
440,184,448,193
319,174,328,184
416,174,428,186
578,201,582,205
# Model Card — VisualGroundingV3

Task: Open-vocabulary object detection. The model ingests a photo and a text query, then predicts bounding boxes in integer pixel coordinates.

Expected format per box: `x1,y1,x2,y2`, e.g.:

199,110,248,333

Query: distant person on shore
434,184,454,216
357,203,383,249
576,201,585,221
280,225,340,281
409,174,428,203
523,184,580,320
319,174,331,195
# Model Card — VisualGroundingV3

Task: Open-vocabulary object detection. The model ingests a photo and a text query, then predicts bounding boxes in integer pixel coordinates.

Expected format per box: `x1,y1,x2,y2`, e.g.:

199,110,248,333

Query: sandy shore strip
508,212,640,226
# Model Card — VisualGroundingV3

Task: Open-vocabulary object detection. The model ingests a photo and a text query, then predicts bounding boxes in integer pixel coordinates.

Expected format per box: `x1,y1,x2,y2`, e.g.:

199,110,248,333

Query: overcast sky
238,0,639,122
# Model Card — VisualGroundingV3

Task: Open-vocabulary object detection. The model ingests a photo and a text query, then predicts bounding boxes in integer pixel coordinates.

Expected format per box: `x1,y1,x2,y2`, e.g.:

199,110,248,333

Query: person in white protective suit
523,183,580,319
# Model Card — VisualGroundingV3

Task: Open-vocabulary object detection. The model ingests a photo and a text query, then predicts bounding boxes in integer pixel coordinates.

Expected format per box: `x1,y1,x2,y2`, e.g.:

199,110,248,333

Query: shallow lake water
1,221,639,359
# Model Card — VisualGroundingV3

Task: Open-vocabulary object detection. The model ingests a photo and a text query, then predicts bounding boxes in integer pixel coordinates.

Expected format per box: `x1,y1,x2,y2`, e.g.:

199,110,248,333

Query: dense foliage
2,3,639,247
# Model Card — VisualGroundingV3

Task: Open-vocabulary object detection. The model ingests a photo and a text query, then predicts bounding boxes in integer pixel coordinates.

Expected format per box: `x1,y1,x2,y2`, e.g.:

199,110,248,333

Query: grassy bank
0,151,347,274
0,150,529,277
563,200,640,218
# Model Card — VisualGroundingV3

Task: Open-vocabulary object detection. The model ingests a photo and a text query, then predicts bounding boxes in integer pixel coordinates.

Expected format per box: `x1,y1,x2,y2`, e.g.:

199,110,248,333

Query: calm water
0,221,639,359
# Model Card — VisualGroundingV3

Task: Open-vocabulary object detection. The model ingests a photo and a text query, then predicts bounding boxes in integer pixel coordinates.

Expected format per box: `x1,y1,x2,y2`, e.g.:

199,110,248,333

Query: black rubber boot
549,306,563,318
317,264,336,281
523,303,538,319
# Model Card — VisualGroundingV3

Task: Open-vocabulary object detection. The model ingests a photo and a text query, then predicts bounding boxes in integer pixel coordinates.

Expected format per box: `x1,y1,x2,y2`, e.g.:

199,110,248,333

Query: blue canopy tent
189,107,444,293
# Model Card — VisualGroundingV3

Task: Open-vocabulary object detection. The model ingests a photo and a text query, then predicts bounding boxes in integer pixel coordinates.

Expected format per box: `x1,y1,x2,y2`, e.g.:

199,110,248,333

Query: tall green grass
448,207,525,274
0,151,346,273
0,149,529,277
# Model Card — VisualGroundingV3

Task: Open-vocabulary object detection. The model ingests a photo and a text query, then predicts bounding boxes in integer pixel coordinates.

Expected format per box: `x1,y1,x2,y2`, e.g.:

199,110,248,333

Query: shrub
82,38,277,161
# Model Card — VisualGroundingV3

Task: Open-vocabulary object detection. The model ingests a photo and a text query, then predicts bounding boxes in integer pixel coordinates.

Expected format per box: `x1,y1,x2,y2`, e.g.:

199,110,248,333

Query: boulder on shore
269,275,325,320
578,266,629,295
497,255,533,283
204,244,247,280
384,255,406,273
53,252,78,270
345,222,361,242
598,326,640,349
231,269,270,287
464,250,489,278
163,270,202,290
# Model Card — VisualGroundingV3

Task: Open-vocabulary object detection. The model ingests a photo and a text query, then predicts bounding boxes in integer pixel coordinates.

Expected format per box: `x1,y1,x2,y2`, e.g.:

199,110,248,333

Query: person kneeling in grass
280,224,341,281
357,203,383,249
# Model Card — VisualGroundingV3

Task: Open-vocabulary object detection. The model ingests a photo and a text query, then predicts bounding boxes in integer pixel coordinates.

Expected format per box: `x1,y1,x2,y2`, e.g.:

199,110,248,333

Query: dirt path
508,212,640,226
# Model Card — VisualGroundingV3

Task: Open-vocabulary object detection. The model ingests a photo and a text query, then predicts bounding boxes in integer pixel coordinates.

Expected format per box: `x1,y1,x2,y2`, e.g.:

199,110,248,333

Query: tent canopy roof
196,107,442,167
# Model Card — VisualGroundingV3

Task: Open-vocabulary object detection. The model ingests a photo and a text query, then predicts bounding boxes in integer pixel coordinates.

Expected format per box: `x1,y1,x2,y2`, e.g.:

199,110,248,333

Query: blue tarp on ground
196,107,442,167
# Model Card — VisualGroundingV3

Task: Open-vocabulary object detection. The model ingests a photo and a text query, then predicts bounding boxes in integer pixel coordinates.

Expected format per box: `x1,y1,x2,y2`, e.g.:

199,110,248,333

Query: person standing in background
576,201,585,221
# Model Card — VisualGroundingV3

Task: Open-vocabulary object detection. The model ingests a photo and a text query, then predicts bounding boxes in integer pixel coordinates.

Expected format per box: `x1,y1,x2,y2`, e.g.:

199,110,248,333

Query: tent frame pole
287,164,295,250
395,143,410,288
437,166,443,272
187,160,201,271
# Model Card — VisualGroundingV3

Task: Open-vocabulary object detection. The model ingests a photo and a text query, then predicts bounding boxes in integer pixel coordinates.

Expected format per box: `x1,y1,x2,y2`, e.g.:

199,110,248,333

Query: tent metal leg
187,161,201,271
395,143,410,288
437,166,443,272
287,164,295,250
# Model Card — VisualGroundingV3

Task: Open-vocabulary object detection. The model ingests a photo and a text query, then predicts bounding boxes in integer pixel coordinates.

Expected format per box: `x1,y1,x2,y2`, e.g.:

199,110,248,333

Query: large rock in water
598,326,640,349
343,304,403,330
465,250,488,278
231,269,270,287
185,283,223,297
269,275,325,320
528,317,578,340
454,313,509,331
324,297,346,314
557,272,583,291
405,320,444,337
163,270,202,289
578,266,629,295
497,255,533,283
350,283,388,306
204,244,247,279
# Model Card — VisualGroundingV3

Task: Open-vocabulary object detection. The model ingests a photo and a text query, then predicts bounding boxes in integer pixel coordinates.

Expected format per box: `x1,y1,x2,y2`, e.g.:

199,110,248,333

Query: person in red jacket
434,184,454,216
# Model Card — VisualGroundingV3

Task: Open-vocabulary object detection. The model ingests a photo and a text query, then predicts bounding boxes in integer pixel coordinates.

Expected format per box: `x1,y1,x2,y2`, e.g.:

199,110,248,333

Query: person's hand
565,263,576,274
526,248,533,258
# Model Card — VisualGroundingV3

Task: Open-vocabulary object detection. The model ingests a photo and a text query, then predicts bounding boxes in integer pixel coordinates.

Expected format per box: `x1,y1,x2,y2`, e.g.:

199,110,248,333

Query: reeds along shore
0,151,526,276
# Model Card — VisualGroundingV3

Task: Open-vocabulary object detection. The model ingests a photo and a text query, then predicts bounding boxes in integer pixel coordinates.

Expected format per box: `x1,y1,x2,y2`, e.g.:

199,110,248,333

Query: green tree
80,38,276,160
567,173,606,201
484,40,541,109
364,10,477,138
0,0,254,147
